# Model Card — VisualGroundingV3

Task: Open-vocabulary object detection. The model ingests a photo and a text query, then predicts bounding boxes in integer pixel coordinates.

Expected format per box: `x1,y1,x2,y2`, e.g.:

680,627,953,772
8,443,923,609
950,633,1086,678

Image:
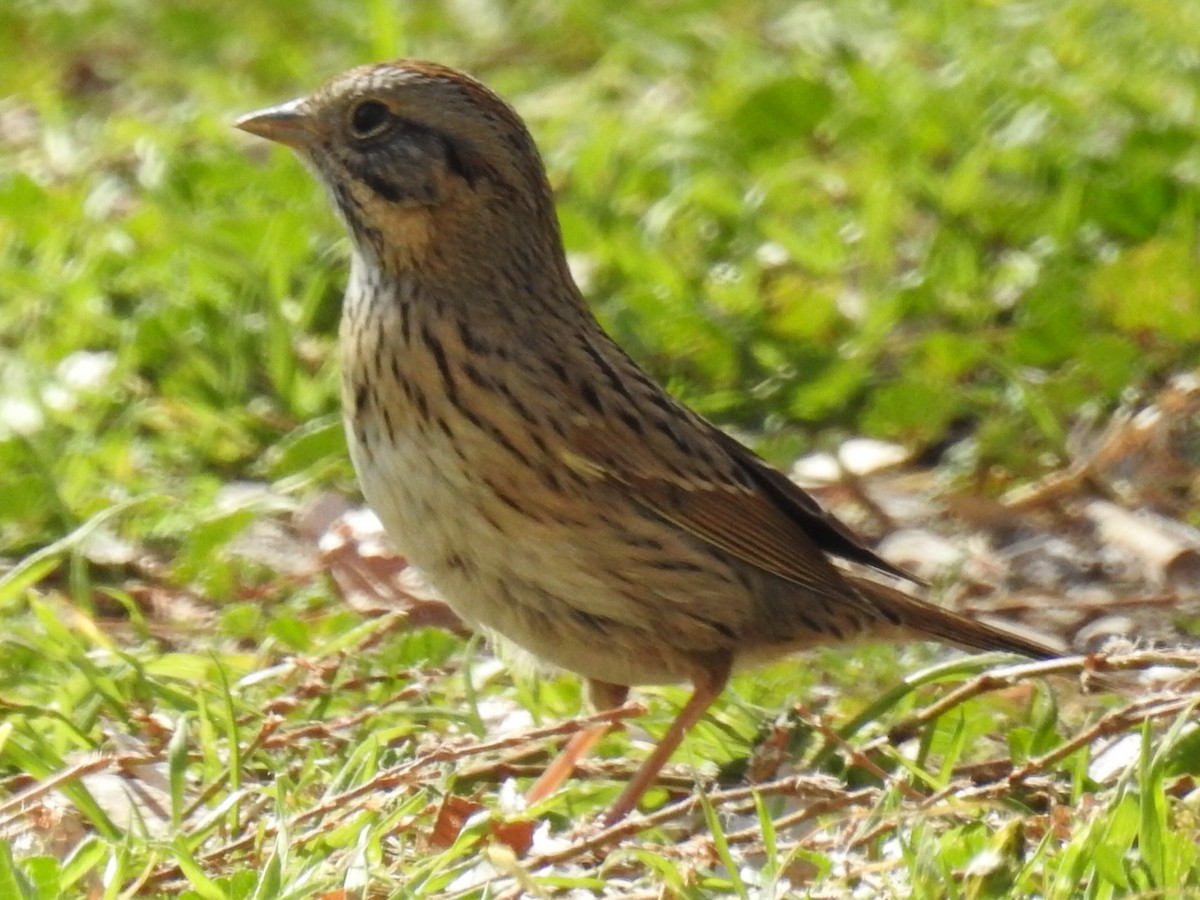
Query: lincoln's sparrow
237,61,1061,823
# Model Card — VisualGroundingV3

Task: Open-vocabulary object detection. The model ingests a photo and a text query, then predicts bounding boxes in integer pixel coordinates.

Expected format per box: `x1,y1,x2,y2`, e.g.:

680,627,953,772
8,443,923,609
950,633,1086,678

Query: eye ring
349,100,392,139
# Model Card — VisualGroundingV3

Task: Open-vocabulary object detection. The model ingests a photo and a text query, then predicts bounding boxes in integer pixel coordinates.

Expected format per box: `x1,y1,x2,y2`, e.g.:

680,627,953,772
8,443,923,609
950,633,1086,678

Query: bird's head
237,60,562,276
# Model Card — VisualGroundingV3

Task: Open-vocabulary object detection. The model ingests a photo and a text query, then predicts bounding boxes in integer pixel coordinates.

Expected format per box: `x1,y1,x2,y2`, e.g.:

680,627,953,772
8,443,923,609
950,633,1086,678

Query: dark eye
349,100,392,138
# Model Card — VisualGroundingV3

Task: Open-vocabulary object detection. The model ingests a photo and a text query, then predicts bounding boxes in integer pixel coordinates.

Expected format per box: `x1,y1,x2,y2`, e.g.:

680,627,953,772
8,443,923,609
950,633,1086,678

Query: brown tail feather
845,572,1065,660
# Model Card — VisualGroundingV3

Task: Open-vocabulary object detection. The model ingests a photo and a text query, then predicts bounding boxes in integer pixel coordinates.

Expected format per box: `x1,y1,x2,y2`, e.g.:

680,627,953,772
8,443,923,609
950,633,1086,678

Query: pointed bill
235,98,315,148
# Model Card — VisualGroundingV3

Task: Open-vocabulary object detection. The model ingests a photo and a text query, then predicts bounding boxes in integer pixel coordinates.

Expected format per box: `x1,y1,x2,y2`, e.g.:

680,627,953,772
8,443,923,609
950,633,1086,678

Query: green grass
3,0,1200,896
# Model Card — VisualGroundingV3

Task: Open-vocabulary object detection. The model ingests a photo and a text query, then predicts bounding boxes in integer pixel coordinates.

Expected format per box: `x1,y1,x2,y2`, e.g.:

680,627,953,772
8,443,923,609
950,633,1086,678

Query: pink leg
526,681,629,806
600,661,731,825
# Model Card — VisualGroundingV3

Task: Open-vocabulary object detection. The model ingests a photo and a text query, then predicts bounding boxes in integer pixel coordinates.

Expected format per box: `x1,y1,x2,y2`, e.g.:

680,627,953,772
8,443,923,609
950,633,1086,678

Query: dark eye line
441,137,479,186
352,116,482,187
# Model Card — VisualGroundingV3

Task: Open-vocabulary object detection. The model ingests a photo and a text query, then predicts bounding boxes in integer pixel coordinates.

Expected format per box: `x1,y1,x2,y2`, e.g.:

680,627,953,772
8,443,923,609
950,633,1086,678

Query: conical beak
235,98,315,149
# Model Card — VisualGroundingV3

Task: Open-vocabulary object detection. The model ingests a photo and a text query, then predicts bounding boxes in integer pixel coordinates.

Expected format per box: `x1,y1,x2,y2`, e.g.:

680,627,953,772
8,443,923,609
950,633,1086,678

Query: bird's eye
349,100,392,138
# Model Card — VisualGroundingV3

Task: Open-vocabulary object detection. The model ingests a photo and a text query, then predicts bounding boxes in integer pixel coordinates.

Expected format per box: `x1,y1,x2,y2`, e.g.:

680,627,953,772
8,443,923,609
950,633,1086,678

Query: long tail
845,572,1065,660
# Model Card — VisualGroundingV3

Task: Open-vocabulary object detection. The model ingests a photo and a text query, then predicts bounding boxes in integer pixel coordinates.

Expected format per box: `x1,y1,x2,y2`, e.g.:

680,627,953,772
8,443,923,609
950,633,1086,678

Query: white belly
346,411,741,686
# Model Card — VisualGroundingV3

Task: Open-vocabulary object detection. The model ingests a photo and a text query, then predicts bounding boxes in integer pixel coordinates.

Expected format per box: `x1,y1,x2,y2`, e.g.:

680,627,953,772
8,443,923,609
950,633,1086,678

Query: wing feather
562,409,916,606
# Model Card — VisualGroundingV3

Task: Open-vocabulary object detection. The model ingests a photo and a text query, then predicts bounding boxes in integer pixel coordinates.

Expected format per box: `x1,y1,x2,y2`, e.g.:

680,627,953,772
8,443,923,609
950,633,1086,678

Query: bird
236,60,1062,825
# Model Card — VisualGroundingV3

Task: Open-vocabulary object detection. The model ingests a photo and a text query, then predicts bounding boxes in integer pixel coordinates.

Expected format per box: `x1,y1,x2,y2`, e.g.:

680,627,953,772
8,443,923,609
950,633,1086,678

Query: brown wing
704,427,916,581
562,401,917,607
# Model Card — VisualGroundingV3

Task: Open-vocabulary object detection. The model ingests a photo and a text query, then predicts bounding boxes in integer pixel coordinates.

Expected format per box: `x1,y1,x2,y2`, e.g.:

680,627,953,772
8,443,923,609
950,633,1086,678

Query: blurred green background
3,2,1200,893
3,0,1199,561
